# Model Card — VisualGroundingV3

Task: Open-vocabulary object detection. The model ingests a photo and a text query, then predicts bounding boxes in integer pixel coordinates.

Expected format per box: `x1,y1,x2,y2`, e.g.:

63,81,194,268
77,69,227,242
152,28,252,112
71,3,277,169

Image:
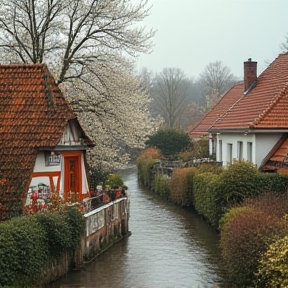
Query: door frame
61,151,82,201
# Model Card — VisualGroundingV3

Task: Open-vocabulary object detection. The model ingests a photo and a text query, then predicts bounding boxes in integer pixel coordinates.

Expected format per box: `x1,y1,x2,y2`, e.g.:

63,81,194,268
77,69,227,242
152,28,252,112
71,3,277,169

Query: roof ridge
250,82,288,128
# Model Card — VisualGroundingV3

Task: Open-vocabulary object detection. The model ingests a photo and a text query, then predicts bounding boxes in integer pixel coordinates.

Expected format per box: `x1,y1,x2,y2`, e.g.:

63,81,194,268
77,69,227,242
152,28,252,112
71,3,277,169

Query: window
227,143,233,165
219,140,222,162
237,141,243,161
247,142,253,162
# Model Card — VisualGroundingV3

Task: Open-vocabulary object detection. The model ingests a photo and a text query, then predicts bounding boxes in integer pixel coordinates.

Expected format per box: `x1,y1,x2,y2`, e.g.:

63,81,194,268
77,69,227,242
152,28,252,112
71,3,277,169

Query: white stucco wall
29,151,89,196
216,133,283,168
30,151,61,188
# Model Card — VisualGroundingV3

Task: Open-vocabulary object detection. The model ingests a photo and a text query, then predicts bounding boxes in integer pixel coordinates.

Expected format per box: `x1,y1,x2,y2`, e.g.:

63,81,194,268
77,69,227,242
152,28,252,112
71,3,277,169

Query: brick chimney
244,58,257,92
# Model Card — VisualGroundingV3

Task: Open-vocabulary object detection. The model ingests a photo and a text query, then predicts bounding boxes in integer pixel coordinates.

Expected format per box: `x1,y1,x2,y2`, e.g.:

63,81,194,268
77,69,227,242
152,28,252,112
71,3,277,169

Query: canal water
47,167,230,288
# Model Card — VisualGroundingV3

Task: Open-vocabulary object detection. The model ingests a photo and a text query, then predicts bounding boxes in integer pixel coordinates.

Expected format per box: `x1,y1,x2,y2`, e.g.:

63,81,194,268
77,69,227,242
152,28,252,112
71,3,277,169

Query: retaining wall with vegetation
0,197,130,288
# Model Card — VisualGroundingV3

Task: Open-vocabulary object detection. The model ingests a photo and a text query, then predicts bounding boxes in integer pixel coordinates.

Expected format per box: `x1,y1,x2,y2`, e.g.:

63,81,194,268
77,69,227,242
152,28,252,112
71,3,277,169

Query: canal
47,167,230,288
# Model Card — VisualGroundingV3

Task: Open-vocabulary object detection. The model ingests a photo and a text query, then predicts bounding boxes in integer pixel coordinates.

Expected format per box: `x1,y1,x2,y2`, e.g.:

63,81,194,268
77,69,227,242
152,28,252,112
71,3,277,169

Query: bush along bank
136,149,288,287
0,207,85,288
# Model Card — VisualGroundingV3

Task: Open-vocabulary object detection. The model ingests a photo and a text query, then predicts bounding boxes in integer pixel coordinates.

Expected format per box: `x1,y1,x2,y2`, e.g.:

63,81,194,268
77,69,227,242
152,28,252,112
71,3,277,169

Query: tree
145,128,191,158
280,33,288,51
0,0,158,169
151,68,190,128
198,61,238,110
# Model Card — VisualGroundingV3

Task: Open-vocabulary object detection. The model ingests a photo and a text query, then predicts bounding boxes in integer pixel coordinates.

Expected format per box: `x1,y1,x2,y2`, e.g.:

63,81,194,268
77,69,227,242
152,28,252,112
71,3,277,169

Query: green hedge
0,208,85,287
136,158,157,189
193,172,222,227
153,173,171,198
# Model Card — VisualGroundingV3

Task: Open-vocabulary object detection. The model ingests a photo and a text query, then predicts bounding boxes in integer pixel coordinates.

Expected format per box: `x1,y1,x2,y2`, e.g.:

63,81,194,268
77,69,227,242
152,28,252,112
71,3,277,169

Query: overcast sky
136,0,288,80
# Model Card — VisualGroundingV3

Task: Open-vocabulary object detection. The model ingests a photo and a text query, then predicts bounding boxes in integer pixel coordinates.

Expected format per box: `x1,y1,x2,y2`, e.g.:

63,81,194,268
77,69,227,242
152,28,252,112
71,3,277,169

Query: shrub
64,207,86,251
137,147,164,160
256,172,288,194
34,212,72,256
193,172,222,227
136,157,157,189
0,215,49,287
89,165,110,191
256,234,288,287
0,208,85,287
105,174,124,189
154,173,171,198
220,192,288,287
145,128,191,158
170,167,197,206
216,161,260,207
198,163,223,175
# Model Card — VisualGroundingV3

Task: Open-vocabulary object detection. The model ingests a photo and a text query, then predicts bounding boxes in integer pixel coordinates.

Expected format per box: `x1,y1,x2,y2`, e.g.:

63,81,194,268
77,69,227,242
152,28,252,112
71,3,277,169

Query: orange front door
63,153,82,201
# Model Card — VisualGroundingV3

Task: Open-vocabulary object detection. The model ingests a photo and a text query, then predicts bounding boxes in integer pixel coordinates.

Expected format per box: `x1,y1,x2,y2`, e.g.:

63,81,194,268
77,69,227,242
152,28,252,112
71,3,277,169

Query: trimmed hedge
193,172,222,227
154,173,171,198
136,158,156,189
170,167,198,206
0,208,85,287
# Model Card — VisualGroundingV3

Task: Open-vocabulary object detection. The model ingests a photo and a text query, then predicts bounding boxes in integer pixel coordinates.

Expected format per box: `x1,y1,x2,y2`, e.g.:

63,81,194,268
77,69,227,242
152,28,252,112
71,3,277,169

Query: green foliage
255,172,288,193
34,208,85,256
193,172,222,227
0,208,85,287
170,167,198,206
195,139,210,158
136,157,157,189
216,161,259,207
220,192,288,287
145,128,191,158
0,215,49,287
197,163,223,174
105,174,124,189
256,234,288,287
154,173,171,198
89,165,110,191
64,207,86,251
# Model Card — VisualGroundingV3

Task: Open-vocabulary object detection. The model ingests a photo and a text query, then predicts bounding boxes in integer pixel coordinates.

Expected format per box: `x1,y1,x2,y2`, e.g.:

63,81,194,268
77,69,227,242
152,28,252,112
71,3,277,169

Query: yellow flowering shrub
256,233,288,287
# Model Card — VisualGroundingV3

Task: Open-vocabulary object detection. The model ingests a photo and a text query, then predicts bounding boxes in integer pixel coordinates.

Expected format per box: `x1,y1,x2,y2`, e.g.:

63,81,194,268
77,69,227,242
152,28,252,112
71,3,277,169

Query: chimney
244,58,257,92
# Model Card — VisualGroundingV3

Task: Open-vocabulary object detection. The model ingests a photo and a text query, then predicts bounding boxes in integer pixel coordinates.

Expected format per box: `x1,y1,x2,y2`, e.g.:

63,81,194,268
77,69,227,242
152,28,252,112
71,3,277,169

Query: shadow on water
46,166,233,288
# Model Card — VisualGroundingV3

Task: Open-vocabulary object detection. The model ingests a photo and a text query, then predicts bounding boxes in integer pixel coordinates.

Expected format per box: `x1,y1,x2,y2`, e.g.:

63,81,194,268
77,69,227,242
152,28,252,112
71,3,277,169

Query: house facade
189,52,288,172
0,64,94,221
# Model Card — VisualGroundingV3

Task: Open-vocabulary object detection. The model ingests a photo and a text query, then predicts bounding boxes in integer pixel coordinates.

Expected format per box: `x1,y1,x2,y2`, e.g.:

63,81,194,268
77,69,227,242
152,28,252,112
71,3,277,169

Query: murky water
47,167,230,288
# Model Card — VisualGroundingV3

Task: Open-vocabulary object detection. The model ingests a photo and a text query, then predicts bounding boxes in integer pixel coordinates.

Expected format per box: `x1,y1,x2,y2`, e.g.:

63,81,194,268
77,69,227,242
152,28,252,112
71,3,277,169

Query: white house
190,53,288,173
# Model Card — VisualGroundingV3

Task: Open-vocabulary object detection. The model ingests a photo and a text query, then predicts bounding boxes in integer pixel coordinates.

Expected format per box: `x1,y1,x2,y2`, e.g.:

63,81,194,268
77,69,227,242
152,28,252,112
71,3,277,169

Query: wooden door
63,153,81,201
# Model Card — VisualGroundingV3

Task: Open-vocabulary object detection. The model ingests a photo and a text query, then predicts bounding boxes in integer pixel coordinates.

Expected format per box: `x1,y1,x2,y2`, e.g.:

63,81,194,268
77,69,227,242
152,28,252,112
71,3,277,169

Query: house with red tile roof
0,64,94,221
188,82,244,155
189,52,288,173
206,52,288,170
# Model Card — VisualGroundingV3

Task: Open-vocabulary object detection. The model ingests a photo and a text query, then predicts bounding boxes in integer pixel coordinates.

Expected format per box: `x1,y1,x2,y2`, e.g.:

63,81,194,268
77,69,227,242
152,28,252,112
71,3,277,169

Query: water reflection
47,167,229,288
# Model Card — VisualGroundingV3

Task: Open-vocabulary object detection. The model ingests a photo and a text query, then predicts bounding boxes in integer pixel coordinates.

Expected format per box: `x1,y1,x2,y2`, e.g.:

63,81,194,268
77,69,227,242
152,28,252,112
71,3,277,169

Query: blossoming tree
0,0,159,169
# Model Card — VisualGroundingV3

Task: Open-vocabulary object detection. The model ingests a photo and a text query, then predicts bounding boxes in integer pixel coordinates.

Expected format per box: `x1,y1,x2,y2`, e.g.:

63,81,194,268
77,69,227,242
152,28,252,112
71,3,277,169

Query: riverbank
46,167,230,288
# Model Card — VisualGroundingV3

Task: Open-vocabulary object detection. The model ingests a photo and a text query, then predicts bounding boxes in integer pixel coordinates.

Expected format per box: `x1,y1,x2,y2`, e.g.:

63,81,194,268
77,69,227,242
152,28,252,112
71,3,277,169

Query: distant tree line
139,61,239,130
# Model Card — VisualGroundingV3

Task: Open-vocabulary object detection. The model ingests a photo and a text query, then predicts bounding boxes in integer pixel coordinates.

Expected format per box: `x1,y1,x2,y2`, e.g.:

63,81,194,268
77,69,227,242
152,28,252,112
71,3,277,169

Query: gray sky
136,0,288,79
